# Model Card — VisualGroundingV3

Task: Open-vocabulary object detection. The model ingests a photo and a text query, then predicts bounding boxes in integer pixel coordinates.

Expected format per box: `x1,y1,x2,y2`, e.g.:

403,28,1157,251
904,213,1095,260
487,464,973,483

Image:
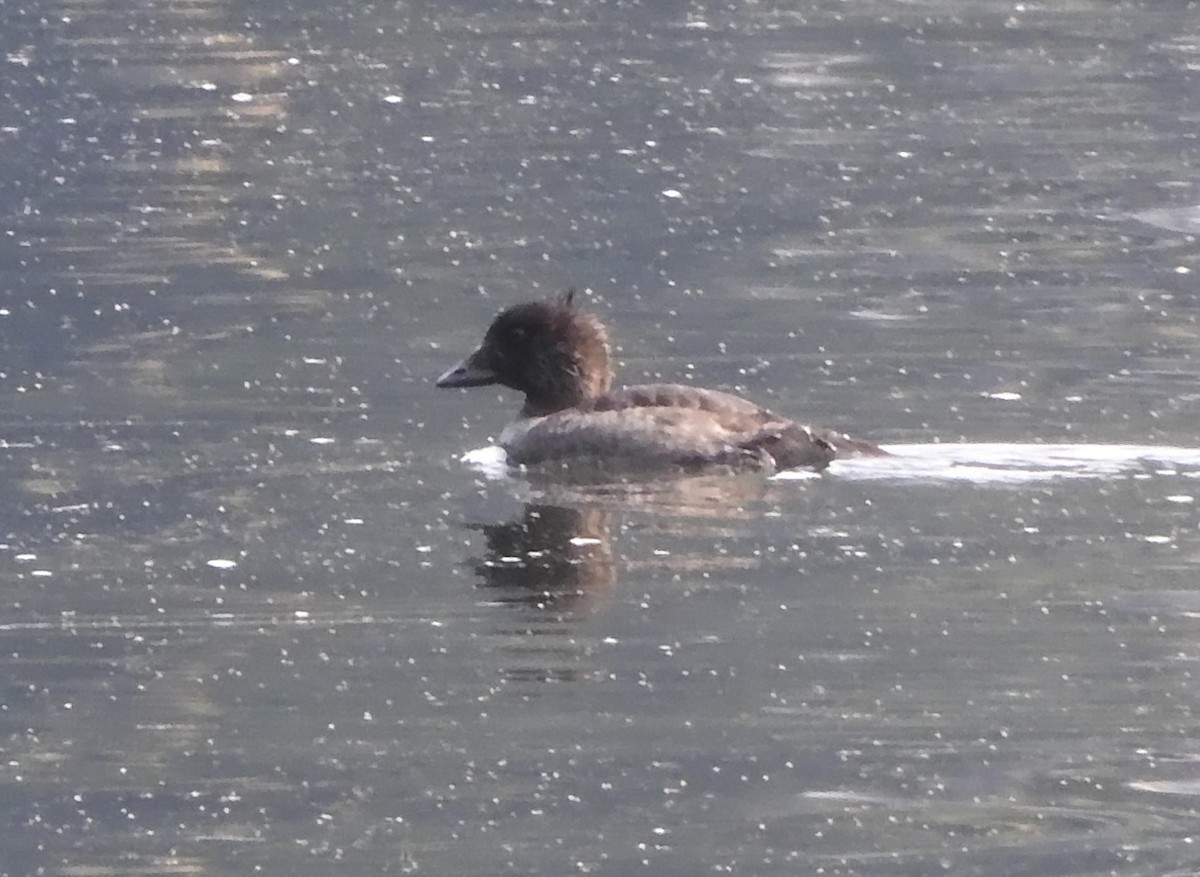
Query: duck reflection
469,475,783,609
471,503,615,610
467,477,793,686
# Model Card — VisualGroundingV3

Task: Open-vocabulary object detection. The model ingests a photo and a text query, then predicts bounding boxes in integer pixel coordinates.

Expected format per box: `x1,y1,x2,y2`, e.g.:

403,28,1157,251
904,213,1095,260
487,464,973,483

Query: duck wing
590,383,887,464
588,383,777,426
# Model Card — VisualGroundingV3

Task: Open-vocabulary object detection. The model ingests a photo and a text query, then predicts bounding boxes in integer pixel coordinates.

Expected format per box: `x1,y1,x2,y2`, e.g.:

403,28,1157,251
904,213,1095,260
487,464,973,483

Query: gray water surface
2,1,1200,875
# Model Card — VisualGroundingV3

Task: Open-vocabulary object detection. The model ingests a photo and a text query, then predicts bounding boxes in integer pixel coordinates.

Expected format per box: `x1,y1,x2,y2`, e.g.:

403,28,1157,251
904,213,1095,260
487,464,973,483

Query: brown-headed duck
436,292,887,475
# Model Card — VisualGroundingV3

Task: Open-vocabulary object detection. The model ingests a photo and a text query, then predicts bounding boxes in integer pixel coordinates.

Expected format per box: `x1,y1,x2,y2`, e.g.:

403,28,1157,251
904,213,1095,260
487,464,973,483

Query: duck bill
435,348,498,388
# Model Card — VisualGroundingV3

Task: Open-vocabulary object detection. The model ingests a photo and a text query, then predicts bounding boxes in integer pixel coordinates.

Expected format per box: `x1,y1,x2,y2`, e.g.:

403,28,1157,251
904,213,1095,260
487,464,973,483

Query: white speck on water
1166,495,1194,504
310,437,335,445
849,309,911,322
1176,266,1191,274
206,559,237,570
569,537,602,546
986,391,1022,401
383,94,404,104
661,189,683,199
231,92,254,102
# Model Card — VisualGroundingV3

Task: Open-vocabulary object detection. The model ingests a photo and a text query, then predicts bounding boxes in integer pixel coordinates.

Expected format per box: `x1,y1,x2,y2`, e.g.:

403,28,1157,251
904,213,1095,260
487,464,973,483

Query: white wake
460,443,1200,486
811,443,1200,485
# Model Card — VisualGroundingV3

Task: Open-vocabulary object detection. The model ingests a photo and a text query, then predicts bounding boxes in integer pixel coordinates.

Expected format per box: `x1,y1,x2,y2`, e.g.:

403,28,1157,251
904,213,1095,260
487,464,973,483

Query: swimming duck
436,292,886,474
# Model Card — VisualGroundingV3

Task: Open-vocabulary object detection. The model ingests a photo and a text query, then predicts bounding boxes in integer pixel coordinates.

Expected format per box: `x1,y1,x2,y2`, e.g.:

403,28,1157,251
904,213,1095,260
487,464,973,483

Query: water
2,0,1200,874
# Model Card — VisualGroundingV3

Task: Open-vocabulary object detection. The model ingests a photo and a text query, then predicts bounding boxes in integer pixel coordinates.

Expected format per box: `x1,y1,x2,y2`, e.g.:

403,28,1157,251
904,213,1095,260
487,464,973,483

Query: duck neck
519,367,611,419
520,387,585,419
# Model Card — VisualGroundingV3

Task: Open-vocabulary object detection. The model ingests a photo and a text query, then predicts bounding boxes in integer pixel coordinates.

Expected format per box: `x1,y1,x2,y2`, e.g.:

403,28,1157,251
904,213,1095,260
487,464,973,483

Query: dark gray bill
435,348,498,388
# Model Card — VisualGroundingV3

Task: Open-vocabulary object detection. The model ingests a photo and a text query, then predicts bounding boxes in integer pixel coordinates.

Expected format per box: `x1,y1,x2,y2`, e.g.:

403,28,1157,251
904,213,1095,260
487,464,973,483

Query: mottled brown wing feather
589,384,776,423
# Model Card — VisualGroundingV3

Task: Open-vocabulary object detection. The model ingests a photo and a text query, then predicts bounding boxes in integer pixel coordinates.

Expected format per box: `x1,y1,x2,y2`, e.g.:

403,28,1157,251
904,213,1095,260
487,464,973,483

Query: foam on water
459,442,1200,485
460,444,512,479
815,443,1200,484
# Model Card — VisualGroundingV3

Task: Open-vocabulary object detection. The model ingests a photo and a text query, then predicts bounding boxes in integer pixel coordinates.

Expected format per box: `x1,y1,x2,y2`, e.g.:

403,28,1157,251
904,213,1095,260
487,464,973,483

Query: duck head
436,291,613,417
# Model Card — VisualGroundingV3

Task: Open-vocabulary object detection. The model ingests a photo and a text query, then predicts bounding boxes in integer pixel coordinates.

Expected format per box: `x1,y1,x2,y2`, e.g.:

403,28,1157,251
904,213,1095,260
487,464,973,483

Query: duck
435,291,887,475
